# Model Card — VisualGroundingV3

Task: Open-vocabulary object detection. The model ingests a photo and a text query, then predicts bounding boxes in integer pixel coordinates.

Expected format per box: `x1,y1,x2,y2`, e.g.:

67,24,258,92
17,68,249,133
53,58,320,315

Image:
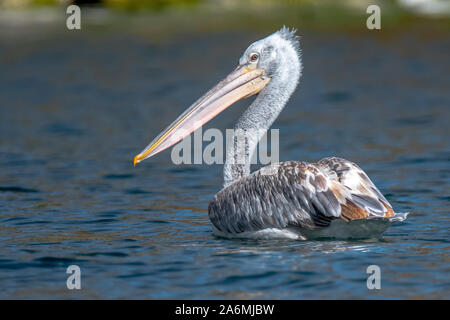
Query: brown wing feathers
208,158,395,234
318,157,394,221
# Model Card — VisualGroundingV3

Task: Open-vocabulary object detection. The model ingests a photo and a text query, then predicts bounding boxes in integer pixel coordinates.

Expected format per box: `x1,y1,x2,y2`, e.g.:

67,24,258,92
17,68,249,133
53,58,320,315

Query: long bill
133,66,270,166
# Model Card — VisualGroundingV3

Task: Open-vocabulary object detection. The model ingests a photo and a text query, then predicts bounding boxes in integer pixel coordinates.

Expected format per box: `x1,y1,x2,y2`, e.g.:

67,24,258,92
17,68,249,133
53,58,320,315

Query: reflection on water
0,17,449,299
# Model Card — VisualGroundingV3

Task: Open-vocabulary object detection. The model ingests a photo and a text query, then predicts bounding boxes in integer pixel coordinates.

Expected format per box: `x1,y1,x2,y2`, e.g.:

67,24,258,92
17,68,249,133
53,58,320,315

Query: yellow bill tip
133,155,140,167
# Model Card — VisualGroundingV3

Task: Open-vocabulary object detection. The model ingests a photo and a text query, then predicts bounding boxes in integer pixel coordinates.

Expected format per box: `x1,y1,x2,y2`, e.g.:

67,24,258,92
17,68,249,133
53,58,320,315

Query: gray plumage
208,28,401,238
209,158,395,235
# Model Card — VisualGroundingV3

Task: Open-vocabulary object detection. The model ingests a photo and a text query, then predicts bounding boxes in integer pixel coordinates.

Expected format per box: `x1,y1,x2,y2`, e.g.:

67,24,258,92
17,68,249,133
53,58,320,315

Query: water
0,20,449,299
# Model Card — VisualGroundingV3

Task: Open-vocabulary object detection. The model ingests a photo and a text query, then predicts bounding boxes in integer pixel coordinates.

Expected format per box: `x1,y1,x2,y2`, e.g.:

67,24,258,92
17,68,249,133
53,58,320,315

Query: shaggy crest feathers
276,26,301,54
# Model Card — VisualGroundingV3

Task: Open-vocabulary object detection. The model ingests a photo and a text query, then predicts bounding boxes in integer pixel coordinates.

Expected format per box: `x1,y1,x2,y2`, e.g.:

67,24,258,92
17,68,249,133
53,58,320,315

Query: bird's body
209,158,401,240
134,27,407,240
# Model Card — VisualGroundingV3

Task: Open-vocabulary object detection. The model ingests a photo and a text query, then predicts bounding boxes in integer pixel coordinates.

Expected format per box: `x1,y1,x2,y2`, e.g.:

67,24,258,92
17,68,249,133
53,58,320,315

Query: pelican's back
208,158,397,237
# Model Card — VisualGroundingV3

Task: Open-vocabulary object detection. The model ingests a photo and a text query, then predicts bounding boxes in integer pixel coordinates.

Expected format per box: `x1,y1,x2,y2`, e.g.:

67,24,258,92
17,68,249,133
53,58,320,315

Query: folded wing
208,157,394,234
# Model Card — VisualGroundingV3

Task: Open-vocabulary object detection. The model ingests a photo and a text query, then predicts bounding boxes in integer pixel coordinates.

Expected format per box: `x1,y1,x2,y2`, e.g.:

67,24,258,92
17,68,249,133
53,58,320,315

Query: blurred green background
1,0,449,37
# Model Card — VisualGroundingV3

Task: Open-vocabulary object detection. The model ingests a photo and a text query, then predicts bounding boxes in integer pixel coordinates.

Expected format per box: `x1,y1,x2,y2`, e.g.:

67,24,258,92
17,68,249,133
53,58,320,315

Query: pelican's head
133,27,301,166
238,26,301,82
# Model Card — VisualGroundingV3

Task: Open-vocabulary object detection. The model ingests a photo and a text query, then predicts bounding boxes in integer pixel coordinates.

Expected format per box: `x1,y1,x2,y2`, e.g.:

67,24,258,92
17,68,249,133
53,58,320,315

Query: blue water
0,18,449,299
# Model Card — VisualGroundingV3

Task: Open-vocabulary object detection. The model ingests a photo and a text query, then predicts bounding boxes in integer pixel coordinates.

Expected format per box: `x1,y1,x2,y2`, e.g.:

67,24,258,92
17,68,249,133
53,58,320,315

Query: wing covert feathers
208,157,394,234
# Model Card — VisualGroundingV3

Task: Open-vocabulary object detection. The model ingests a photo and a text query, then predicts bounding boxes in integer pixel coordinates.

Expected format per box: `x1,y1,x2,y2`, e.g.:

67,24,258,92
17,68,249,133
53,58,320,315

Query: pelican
133,27,407,240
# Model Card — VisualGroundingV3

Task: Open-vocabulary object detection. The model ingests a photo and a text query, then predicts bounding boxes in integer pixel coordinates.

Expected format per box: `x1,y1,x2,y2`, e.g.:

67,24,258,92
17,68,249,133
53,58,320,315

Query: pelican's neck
223,64,301,187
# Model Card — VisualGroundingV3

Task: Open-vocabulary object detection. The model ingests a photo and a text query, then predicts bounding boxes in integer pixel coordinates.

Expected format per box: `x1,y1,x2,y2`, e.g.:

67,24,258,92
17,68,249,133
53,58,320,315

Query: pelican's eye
249,53,259,62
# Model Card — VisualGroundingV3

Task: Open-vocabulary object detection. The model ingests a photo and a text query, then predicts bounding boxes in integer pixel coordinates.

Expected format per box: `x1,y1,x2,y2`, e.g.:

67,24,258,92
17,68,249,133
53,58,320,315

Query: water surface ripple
0,27,448,299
